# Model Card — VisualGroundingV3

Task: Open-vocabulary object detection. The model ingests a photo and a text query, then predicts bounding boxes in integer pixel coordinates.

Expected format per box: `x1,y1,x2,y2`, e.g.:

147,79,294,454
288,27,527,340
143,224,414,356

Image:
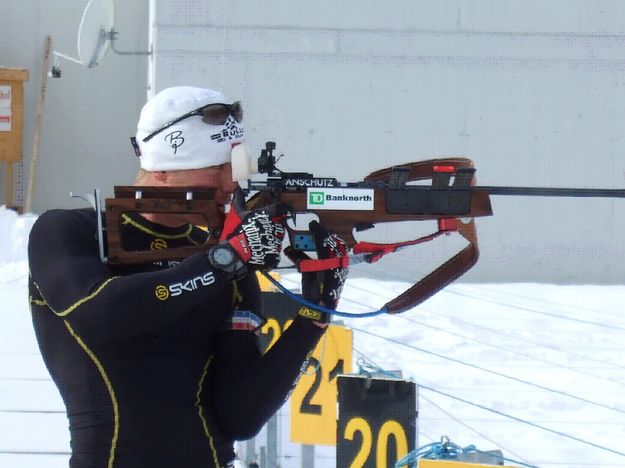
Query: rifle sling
364,158,482,314
383,219,478,314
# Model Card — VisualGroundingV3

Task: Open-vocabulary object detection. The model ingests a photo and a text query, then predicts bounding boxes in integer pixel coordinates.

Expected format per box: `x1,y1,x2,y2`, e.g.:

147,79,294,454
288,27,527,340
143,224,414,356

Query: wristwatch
208,242,246,277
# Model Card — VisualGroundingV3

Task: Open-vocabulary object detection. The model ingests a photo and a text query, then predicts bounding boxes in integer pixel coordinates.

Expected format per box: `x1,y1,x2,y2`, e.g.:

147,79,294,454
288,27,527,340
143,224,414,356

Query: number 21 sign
290,325,353,445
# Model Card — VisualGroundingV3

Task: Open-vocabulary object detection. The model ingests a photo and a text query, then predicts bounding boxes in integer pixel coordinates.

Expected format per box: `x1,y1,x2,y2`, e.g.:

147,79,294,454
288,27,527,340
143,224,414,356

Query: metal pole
246,437,256,465
415,385,420,451
267,413,278,467
302,444,315,468
25,35,51,213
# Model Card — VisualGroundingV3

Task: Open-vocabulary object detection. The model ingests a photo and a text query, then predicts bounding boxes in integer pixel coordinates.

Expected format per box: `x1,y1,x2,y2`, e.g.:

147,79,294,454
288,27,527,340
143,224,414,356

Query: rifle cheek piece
231,143,259,182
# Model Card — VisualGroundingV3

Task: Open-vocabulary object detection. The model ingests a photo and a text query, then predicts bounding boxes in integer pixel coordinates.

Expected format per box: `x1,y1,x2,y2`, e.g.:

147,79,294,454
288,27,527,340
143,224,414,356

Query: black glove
226,206,288,270
289,221,349,318
213,190,289,272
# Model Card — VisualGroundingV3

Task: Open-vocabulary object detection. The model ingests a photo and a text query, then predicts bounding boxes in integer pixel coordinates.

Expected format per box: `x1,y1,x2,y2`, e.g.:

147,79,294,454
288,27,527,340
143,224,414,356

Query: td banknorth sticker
306,188,374,210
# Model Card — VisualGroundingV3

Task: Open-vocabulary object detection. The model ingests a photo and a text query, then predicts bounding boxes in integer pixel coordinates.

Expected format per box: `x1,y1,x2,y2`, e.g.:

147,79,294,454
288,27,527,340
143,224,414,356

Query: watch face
212,245,235,266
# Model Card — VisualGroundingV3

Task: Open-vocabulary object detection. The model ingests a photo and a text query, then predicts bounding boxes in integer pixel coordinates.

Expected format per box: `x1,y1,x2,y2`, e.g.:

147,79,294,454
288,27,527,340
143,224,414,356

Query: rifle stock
103,186,223,265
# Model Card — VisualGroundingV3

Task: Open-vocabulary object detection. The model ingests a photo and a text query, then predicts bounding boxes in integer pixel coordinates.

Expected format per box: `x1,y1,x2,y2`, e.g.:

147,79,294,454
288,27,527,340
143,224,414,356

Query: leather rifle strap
365,158,483,314
383,219,479,314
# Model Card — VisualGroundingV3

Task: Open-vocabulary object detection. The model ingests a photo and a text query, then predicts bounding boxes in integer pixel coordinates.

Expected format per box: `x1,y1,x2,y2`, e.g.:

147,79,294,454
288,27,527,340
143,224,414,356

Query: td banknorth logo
309,192,325,205
306,188,375,211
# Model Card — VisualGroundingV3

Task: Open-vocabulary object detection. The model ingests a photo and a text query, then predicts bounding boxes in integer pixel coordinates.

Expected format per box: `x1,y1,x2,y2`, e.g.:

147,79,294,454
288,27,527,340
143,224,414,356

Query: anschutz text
284,178,337,188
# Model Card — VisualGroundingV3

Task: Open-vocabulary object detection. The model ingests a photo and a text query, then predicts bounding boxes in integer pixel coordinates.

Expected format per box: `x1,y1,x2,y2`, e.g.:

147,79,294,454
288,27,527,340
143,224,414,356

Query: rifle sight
257,141,279,176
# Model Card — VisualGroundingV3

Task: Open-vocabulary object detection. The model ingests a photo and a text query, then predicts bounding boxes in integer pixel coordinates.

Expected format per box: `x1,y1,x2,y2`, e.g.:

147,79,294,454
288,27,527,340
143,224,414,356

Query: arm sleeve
208,275,324,439
28,210,234,343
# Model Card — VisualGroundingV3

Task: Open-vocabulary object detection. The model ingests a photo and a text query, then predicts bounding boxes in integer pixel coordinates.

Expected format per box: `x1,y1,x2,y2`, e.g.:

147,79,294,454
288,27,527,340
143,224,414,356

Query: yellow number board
290,324,353,445
258,287,353,447
419,461,519,468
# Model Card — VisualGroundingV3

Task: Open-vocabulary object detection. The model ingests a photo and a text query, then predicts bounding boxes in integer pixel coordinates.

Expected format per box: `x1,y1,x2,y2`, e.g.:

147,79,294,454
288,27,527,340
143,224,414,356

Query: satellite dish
77,0,115,68
49,0,150,77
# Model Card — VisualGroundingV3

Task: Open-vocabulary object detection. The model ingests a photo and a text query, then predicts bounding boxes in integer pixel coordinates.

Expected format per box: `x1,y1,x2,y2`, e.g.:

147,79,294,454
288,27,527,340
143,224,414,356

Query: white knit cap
135,86,244,171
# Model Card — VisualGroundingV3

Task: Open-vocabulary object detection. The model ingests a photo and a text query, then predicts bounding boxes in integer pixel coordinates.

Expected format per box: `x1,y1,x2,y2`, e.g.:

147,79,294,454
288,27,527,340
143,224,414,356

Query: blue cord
394,441,537,468
261,271,388,318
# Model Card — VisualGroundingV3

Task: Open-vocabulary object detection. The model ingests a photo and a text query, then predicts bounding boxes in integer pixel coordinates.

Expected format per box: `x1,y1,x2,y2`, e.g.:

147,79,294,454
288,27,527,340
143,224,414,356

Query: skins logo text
155,285,169,301
151,238,168,250
155,271,216,300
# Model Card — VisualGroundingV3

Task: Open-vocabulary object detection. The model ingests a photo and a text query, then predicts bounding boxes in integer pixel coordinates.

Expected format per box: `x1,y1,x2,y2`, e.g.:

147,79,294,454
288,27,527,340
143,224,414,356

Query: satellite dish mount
50,0,151,77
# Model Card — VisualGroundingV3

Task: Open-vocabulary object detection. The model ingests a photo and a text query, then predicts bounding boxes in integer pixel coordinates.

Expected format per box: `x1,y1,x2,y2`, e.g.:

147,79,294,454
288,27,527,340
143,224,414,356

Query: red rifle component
298,256,350,273
438,218,458,231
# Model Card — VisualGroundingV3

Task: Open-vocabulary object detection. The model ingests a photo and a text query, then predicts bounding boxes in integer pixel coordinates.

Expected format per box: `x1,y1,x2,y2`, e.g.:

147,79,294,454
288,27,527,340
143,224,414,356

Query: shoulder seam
33,277,120,317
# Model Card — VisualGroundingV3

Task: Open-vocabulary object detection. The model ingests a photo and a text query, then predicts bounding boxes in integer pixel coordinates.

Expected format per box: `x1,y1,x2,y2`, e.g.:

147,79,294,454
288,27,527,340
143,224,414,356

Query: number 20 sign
337,375,416,468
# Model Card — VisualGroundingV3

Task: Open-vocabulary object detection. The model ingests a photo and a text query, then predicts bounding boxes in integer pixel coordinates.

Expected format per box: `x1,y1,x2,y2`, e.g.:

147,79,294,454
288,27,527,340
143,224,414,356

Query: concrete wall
152,0,625,283
4,1,625,283
0,0,150,211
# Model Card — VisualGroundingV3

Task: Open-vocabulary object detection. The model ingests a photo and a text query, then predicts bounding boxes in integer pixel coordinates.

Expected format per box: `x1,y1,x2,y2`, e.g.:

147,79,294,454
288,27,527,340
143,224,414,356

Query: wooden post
25,36,51,213
0,67,29,210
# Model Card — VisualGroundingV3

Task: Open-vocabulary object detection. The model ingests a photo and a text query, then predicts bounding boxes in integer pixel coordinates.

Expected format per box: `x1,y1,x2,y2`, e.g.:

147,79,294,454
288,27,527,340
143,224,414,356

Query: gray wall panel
6,1,625,282
155,0,461,30
155,0,625,34
152,2,625,283
157,27,338,54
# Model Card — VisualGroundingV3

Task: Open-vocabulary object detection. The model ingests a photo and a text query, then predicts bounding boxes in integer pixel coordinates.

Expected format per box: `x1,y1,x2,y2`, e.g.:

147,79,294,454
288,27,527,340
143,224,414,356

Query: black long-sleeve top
28,208,324,468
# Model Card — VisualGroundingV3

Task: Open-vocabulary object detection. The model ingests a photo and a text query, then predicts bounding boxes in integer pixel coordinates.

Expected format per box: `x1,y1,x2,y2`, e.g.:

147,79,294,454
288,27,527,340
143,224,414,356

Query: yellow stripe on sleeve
34,277,119,317
195,357,221,466
64,321,119,468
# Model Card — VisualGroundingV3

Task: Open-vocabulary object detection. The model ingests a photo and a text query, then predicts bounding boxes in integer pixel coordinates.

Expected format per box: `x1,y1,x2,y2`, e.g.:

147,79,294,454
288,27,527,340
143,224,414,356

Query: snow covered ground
1,206,624,467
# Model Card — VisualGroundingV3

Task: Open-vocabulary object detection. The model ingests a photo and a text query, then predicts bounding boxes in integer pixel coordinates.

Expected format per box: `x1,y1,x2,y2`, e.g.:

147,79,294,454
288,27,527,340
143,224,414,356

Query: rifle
77,141,625,314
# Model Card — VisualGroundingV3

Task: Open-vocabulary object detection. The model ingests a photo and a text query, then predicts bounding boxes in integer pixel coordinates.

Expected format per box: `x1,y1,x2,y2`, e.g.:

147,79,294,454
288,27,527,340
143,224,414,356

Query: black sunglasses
142,101,243,143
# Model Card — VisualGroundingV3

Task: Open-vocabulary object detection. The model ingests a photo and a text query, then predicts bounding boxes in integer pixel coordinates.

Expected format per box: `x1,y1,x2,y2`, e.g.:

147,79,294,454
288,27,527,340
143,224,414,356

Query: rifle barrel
474,186,625,198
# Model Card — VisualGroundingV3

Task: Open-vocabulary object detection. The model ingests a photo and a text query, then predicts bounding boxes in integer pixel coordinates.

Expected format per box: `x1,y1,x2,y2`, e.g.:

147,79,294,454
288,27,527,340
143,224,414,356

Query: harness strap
298,256,350,272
